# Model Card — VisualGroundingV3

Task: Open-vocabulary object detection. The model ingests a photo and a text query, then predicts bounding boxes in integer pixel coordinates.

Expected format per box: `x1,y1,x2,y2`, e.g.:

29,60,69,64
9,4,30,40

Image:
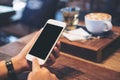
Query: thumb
32,58,41,71
19,30,41,57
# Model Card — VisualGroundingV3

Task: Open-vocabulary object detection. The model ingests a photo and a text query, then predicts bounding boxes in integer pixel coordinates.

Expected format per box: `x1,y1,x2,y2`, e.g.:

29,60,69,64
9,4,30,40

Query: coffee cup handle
104,21,112,32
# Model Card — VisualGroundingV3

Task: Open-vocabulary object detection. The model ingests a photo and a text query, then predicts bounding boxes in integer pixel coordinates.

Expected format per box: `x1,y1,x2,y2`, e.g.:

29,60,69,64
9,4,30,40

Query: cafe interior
0,0,120,80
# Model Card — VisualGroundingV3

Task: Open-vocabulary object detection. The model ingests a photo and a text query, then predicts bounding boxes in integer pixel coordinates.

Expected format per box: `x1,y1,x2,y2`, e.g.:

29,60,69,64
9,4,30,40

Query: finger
47,54,55,65
19,31,41,57
45,59,54,66
32,58,40,72
24,31,41,49
56,41,61,50
44,50,58,66
52,47,60,58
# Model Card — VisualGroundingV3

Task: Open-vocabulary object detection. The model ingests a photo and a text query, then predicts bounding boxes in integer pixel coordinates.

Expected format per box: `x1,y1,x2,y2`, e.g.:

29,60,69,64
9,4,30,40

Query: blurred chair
20,0,59,29
0,5,15,26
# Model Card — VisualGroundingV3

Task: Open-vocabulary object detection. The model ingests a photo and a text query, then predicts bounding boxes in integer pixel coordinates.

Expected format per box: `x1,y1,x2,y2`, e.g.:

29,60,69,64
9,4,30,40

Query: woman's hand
12,30,61,73
45,41,61,66
27,59,58,80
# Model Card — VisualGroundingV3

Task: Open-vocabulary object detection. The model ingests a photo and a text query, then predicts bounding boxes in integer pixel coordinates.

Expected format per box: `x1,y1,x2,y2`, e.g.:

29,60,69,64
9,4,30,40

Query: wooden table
0,26,120,80
60,27,120,62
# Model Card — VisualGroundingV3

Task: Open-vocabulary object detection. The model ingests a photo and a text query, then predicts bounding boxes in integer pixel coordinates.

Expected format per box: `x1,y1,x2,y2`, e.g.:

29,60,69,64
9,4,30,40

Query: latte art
85,13,111,20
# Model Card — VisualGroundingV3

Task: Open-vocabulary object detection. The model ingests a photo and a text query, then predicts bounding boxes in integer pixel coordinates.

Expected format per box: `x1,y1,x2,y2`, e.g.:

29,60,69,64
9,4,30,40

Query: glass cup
61,7,80,31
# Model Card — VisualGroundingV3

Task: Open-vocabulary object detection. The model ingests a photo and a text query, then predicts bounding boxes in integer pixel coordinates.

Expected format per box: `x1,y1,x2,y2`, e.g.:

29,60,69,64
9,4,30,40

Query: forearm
0,56,28,78
0,60,8,78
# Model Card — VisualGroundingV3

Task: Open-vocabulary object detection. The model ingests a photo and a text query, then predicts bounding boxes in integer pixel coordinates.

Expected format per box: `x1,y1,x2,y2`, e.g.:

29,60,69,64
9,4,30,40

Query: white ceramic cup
85,13,112,34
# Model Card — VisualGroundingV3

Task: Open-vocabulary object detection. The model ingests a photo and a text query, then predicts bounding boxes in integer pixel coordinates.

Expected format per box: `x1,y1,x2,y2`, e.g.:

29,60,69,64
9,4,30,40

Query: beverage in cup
85,12,112,34
61,7,80,30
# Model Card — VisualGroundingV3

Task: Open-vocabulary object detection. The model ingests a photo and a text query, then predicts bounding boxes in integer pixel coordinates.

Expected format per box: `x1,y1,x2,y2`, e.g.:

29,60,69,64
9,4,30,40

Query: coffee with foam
85,12,112,34
85,13,111,21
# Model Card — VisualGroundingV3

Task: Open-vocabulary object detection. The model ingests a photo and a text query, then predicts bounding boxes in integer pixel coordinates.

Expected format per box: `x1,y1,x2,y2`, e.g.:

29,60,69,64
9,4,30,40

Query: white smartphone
26,19,66,65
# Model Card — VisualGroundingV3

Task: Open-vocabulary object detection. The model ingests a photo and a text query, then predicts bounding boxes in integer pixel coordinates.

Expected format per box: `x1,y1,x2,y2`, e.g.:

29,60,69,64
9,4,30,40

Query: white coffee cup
85,13,112,34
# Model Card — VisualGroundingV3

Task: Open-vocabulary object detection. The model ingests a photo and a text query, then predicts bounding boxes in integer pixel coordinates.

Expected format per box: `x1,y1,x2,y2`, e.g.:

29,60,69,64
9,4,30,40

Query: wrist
5,59,18,80
12,56,29,74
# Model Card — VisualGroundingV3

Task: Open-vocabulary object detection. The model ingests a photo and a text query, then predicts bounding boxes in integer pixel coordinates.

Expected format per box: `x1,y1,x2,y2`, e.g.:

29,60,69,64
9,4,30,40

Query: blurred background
0,0,120,45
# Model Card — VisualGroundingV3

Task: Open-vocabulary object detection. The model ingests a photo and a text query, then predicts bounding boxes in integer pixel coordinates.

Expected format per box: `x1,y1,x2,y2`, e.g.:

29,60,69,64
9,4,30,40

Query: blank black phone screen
29,23,63,60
